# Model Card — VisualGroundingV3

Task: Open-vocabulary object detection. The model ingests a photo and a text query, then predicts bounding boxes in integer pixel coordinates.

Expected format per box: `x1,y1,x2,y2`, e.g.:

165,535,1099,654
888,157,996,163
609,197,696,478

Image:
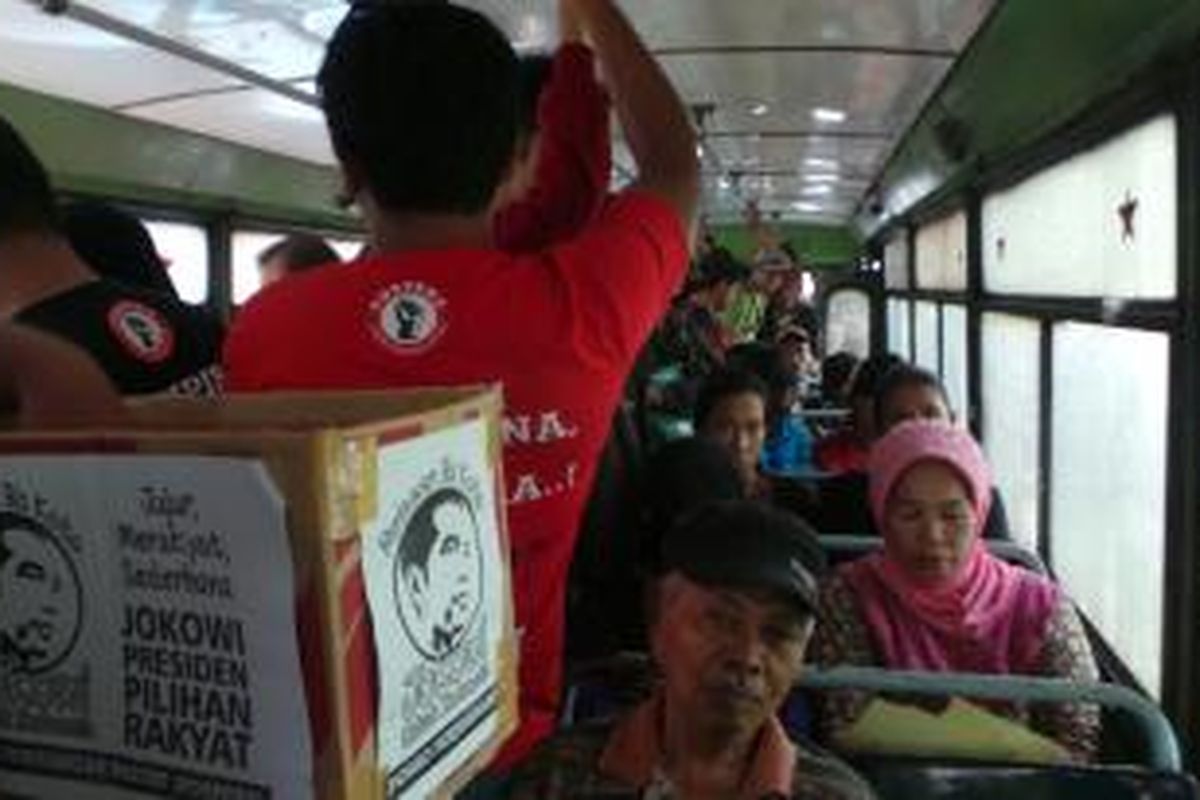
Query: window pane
231,231,280,305
329,238,365,262
941,304,968,419
915,210,967,290
886,298,911,360
1051,323,1168,696
913,301,939,373
824,289,870,359
883,233,909,290
983,114,1176,298
981,313,1041,550
143,220,209,304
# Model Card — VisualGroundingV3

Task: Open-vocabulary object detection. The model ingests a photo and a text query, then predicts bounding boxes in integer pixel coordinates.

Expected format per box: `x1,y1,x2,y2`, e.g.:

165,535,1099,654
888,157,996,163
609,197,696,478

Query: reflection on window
143,220,209,304
941,304,968,420
981,313,1041,550
983,114,1176,299
824,289,870,359
913,301,939,373
886,298,911,360
915,210,967,291
884,233,909,290
1051,322,1168,696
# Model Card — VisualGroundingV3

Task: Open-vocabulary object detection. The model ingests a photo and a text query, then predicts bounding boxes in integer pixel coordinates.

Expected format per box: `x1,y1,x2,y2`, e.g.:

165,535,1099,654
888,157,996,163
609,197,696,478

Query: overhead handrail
798,666,1182,772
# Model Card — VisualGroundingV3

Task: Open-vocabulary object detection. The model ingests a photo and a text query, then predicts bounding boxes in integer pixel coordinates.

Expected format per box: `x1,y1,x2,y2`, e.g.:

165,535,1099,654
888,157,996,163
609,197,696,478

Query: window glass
913,301,939,373
231,230,282,305
915,210,967,290
329,238,365,262
886,298,911,360
824,289,870,359
941,304,968,420
1051,322,1168,696
143,220,209,304
982,115,1176,298
981,313,1041,550
883,233,909,290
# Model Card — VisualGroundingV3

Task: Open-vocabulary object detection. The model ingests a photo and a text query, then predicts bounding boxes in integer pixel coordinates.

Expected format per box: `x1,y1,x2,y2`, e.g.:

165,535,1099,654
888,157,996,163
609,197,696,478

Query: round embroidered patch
369,281,448,354
106,300,175,364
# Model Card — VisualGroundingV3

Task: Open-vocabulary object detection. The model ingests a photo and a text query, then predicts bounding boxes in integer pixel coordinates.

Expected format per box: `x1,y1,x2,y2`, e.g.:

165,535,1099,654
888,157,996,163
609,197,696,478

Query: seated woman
813,419,1100,761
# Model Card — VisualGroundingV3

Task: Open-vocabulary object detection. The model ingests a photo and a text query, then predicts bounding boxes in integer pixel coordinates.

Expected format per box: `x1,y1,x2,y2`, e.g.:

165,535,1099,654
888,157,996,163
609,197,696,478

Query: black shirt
17,280,224,397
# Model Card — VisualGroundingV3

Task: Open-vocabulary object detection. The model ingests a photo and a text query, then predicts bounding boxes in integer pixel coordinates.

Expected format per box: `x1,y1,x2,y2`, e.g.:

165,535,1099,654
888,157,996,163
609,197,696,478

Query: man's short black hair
0,116,58,237
318,3,521,215
258,233,341,273
693,367,769,432
848,353,905,401
398,488,474,578
874,364,951,423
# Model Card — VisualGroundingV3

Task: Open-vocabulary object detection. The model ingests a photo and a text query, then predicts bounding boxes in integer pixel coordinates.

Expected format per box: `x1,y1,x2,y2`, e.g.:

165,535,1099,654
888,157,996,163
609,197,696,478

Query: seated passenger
726,342,815,475
809,364,1011,540
257,233,341,287
510,501,876,799
814,353,903,474
813,420,1100,761
223,0,698,771
0,117,223,397
62,201,178,298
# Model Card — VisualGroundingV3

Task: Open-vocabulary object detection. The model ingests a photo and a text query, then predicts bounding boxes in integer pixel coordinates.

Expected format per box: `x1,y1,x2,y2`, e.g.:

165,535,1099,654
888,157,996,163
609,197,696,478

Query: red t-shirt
493,43,611,252
224,192,689,766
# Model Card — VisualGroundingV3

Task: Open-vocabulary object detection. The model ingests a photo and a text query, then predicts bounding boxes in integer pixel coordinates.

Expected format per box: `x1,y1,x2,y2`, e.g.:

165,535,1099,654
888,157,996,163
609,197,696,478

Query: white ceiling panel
0,0,999,223
0,0,240,108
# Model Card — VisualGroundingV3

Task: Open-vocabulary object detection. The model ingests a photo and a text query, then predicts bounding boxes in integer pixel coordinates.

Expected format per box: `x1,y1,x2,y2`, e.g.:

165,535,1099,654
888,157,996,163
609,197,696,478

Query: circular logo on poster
370,282,448,354
0,511,83,674
391,487,484,661
106,301,175,364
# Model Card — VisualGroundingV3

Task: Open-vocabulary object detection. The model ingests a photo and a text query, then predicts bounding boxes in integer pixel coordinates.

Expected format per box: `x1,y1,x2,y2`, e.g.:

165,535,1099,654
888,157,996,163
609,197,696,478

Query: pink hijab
839,420,1060,674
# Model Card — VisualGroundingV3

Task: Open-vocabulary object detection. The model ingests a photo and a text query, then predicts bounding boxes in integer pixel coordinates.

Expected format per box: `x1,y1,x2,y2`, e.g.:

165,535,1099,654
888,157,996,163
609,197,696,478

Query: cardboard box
0,388,518,799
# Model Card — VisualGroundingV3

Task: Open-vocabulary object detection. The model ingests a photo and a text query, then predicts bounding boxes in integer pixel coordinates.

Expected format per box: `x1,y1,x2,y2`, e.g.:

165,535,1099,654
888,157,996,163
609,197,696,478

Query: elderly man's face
651,574,811,734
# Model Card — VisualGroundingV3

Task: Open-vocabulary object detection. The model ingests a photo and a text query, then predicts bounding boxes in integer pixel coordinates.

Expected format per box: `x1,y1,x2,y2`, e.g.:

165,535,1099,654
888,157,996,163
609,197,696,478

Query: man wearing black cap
509,501,875,799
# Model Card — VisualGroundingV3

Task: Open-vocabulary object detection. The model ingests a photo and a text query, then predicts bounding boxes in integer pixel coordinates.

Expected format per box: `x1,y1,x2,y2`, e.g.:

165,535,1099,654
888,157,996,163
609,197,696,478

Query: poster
0,456,311,799
362,418,507,800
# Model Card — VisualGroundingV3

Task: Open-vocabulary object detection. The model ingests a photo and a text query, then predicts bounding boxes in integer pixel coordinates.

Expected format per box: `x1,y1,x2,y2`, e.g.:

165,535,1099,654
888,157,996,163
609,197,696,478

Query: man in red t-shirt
224,0,698,771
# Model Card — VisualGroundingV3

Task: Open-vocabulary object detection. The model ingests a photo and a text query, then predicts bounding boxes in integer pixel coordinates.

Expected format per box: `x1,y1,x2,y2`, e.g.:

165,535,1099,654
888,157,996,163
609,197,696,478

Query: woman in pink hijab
812,419,1100,761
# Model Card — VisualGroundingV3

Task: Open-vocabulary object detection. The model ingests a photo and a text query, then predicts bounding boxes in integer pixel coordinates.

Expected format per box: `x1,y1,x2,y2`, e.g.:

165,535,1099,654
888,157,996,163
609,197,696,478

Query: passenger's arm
0,325,126,428
491,33,612,251
573,0,699,228
811,574,878,742
1029,597,1102,762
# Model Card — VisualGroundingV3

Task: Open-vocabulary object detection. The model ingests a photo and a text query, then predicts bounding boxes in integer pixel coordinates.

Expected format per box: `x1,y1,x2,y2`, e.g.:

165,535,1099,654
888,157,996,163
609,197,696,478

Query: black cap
661,500,825,617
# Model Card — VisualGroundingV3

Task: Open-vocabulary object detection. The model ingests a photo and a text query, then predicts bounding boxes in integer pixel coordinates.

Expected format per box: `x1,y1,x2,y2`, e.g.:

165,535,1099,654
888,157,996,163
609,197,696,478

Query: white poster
0,456,311,799
362,418,507,800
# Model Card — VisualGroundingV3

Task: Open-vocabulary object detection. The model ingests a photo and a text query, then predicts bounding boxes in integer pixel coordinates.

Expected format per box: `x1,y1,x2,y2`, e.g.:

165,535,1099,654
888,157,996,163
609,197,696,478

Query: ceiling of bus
0,0,998,226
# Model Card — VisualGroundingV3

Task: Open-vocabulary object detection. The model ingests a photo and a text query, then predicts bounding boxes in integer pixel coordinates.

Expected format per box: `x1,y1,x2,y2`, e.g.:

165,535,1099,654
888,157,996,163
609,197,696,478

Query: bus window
142,219,209,305
824,288,870,359
941,303,968,420
913,300,939,373
886,297,911,360
1051,323,1169,696
328,239,365,262
883,232,909,290
982,312,1042,551
231,230,282,305
915,210,967,291
983,114,1177,299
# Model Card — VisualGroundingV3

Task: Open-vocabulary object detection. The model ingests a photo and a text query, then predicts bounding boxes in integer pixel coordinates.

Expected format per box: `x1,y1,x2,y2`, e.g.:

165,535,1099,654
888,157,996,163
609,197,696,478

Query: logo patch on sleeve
106,300,175,364
369,282,448,354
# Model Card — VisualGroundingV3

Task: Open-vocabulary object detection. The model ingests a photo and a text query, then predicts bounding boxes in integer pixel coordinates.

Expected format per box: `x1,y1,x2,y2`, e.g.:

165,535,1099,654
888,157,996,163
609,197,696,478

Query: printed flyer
362,418,507,800
0,456,311,799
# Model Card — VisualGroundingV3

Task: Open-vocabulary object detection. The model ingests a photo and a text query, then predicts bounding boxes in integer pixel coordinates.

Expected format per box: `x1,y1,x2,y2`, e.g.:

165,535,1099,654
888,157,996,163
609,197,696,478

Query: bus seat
849,758,1198,800
799,666,1183,772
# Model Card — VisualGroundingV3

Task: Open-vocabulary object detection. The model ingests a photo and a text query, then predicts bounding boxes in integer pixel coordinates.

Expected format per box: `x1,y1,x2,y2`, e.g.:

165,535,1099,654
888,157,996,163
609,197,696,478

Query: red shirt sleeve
492,43,612,252
539,191,690,367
